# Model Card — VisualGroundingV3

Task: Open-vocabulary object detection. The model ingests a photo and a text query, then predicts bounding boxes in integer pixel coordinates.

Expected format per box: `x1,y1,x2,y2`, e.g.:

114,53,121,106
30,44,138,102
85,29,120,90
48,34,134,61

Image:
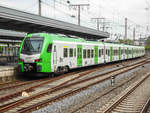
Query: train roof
26,33,144,48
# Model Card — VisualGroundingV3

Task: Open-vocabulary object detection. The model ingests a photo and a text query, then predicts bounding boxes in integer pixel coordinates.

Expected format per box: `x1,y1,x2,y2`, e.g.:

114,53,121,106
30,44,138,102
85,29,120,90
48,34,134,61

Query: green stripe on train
94,46,98,64
110,46,113,62
119,47,121,60
77,45,82,66
132,48,133,58
127,48,129,59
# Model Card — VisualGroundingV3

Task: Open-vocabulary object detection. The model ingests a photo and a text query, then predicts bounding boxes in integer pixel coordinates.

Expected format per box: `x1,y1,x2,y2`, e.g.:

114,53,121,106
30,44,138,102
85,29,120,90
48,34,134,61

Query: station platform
0,66,16,82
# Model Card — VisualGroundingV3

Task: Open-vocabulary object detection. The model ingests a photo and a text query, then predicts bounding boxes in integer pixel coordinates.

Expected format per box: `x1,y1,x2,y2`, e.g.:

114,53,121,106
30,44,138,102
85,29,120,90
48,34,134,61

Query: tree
119,39,133,45
145,36,150,46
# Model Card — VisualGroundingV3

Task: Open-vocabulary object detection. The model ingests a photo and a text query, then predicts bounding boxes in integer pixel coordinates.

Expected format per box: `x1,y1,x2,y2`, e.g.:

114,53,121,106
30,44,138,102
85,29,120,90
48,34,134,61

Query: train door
110,46,113,62
127,48,129,59
132,48,133,58
119,47,121,60
77,45,82,66
123,48,126,59
94,46,98,64
53,45,57,65
104,44,106,63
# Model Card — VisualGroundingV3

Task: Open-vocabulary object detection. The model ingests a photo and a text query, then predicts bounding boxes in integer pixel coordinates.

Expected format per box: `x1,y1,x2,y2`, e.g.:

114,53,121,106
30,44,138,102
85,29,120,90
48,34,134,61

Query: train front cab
18,34,53,74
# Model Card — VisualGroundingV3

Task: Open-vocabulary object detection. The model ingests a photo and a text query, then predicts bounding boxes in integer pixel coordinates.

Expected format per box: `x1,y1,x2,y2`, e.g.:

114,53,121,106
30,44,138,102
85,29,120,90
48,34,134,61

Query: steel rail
102,73,150,113
13,61,150,113
140,97,150,113
0,58,148,112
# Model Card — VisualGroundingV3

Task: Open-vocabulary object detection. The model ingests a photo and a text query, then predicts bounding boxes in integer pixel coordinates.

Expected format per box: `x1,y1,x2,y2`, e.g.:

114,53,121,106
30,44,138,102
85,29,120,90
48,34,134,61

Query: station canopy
0,6,109,40
0,29,26,44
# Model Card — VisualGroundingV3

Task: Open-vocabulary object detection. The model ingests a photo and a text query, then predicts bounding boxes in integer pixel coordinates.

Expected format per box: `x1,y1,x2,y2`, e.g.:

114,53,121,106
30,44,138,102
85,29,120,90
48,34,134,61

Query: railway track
99,72,150,113
0,61,118,108
0,58,132,103
140,97,150,113
0,58,149,113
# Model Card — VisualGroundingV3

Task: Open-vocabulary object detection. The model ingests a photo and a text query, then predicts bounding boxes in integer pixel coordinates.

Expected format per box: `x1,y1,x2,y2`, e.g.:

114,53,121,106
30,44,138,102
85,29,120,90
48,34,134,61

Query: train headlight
35,58,42,62
18,58,24,62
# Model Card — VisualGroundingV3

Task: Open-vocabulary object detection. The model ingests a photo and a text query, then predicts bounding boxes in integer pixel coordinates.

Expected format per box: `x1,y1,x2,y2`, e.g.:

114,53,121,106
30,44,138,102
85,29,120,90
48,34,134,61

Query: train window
47,44,52,53
113,50,115,56
64,48,68,58
77,48,79,58
21,38,43,55
116,50,118,56
54,46,56,52
88,49,90,58
74,48,76,57
122,50,124,55
99,49,101,57
80,48,82,58
108,50,110,56
83,49,86,58
91,49,94,58
126,49,128,54
69,48,73,57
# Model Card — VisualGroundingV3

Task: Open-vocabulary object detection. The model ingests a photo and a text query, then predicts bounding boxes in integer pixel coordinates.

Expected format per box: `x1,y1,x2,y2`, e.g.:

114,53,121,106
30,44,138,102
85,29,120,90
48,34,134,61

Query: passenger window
99,49,101,57
91,49,94,58
74,48,76,57
88,49,90,58
47,44,52,53
54,46,56,52
83,49,86,58
69,48,73,57
64,48,68,57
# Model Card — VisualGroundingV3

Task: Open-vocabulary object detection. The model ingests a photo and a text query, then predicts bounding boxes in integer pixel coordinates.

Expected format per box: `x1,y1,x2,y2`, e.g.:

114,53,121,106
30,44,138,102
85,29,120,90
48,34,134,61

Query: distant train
18,33,145,74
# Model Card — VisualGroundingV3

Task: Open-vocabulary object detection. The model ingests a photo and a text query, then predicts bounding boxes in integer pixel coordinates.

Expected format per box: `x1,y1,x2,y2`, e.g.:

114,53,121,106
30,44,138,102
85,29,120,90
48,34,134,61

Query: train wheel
64,66,69,73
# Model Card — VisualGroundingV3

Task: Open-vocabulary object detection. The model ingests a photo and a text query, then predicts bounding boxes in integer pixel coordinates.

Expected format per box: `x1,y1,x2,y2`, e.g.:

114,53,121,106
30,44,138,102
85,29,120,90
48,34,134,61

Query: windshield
21,37,43,55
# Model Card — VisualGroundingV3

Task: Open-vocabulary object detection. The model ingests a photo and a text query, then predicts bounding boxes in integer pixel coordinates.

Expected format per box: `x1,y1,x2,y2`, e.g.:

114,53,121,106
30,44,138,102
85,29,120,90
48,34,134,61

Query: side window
64,48,68,58
54,45,56,52
47,44,52,53
69,48,73,57
83,49,86,58
91,49,94,58
74,48,76,57
88,49,90,58
99,49,101,57
77,48,79,58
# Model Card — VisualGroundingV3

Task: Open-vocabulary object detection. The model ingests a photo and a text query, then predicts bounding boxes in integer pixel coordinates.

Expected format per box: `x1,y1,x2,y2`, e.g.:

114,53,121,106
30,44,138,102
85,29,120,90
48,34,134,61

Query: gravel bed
32,59,150,113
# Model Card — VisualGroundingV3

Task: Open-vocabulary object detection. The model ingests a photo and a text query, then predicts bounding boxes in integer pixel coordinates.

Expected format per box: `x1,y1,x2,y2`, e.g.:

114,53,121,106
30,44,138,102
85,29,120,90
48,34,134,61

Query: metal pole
97,19,99,31
78,5,80,25
125,18,127,44
133,28,135,45
70,4,89,26
39,0,41,16
102,19,105,32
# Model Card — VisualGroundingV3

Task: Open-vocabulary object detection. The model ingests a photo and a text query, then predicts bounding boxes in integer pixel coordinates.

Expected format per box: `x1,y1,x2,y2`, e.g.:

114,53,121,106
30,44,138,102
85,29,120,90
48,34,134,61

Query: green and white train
18,33,145,74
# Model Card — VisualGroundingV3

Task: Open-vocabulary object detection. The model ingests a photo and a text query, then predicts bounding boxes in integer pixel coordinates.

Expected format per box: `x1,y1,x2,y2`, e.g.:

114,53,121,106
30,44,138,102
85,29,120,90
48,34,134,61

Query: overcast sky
0,0,149,25
0,0,149,39
101,0,149,25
